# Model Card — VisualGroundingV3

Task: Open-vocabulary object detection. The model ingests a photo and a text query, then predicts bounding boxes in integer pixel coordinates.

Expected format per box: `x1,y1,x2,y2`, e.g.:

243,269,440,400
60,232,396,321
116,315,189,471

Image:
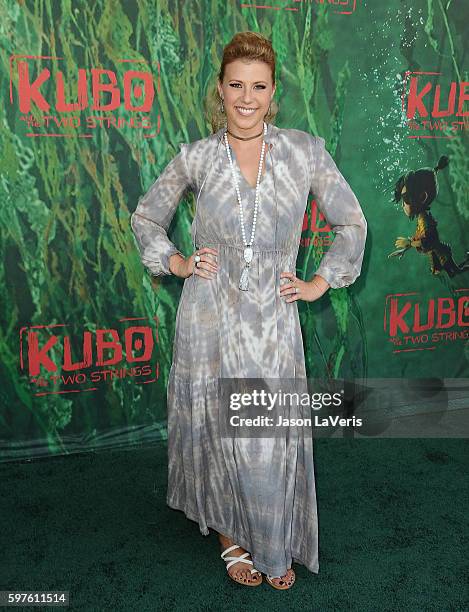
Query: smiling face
217,59,275,135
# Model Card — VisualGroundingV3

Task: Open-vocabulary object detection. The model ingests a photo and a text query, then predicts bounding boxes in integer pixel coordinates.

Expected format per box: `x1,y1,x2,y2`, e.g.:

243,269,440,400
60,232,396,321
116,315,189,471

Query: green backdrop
1,0,467,460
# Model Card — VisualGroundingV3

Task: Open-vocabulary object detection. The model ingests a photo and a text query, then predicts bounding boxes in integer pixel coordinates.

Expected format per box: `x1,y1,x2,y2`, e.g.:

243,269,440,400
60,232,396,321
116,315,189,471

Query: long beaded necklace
223,121,267,291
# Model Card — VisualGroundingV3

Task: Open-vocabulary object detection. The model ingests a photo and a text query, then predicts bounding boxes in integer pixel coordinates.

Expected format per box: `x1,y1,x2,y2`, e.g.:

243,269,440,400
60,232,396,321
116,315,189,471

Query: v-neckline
228,143,271,190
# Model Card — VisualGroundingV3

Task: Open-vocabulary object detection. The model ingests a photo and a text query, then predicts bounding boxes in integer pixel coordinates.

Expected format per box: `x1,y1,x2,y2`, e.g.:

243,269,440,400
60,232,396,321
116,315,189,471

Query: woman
131,32,367,590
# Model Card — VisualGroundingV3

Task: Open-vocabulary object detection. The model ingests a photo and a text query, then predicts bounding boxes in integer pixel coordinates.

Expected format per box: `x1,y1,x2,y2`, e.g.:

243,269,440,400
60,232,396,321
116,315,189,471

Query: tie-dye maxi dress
130,122,367,576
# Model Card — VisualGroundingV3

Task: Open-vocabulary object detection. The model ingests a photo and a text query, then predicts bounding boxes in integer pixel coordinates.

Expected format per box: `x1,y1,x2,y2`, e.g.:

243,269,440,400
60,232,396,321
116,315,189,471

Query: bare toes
271,569,295,587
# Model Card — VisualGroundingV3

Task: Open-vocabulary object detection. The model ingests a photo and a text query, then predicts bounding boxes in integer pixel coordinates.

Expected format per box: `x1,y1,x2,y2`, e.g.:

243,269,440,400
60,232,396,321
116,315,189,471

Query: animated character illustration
389,155,469,277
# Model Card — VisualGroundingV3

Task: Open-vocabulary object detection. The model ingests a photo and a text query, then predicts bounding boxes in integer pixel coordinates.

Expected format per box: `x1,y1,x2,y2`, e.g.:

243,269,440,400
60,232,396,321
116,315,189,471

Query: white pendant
243,246,253,264
239,266,250,291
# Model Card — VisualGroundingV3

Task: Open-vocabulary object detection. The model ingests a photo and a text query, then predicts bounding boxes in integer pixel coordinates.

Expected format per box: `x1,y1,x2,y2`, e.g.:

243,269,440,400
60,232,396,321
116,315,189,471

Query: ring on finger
194,254,201,263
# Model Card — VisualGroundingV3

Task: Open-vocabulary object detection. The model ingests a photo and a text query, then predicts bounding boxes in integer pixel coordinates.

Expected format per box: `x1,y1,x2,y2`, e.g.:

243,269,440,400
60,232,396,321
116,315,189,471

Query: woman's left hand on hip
279,272,327,303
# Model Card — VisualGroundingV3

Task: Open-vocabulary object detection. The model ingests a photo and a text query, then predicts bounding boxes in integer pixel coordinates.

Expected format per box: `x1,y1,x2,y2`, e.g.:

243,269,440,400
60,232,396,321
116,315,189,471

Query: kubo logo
17,63,154,113
385,291,469,352
300,198,333,251
20,318,161,396
403,71,469,138
10,55,160,137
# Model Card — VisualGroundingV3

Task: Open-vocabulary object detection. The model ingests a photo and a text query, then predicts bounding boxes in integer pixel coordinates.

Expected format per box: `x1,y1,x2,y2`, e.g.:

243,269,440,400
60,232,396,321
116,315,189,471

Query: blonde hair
205,31,279,133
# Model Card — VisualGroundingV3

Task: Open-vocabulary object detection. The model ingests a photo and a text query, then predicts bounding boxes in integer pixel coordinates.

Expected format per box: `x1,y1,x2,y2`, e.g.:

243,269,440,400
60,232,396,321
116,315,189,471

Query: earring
220,97,225,114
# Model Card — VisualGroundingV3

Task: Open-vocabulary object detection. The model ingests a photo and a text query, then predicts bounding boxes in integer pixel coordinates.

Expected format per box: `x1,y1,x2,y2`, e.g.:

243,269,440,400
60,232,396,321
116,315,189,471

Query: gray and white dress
130,122,367,576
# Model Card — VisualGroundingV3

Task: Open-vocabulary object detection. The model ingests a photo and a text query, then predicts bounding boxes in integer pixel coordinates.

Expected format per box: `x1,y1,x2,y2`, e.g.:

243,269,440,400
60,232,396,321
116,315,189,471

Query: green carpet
1,439,468,611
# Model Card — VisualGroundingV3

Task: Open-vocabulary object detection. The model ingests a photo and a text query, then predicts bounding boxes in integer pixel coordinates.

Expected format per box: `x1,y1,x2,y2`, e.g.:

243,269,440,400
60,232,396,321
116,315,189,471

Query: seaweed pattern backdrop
0,0,467,458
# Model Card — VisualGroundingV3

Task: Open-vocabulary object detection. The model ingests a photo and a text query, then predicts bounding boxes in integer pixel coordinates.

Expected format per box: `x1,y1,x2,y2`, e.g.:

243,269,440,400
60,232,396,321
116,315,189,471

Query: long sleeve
308,135,367,289
130,143,192,276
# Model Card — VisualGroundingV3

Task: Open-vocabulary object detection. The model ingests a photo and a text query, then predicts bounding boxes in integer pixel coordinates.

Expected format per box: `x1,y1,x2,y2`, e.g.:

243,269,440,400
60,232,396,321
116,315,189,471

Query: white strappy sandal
220,544,263,586
265,568,296,590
